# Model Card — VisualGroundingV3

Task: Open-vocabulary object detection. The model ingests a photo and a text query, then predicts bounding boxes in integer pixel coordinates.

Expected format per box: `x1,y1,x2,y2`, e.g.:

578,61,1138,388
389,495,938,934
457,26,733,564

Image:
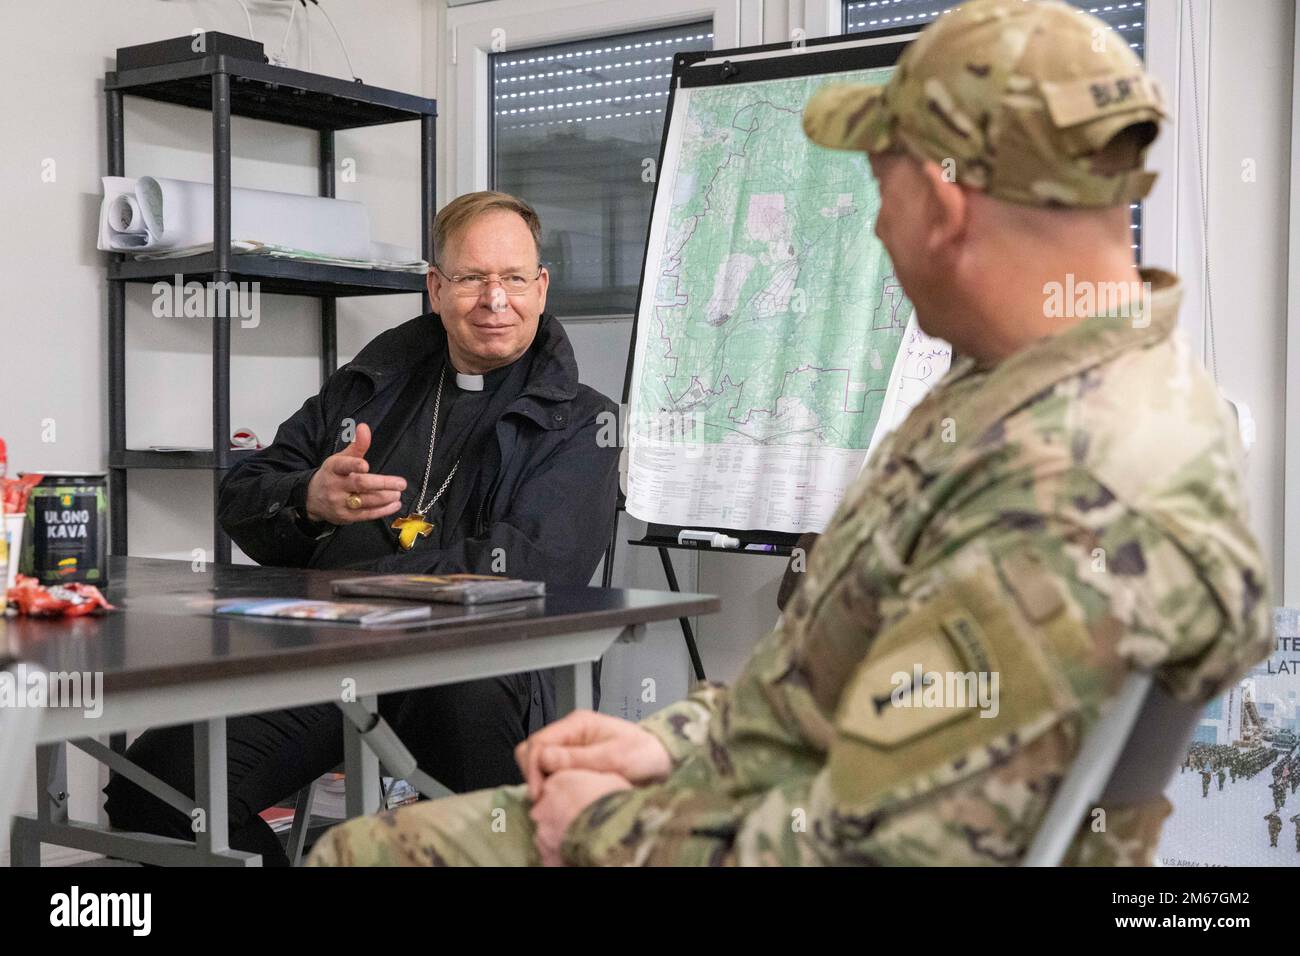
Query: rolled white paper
97,175,373,260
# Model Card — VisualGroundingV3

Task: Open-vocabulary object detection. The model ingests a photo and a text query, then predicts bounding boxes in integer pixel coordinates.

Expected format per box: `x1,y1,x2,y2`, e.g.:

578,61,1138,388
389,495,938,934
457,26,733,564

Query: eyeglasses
433,266,544,297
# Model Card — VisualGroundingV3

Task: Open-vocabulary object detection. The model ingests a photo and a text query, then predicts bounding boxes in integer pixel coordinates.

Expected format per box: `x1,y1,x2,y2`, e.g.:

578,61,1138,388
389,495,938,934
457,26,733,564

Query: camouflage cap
803,0,1167,207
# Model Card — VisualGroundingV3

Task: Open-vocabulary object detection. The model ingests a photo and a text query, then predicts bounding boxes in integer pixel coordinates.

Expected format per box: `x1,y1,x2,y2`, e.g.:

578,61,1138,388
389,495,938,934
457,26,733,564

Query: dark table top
0,557,718,692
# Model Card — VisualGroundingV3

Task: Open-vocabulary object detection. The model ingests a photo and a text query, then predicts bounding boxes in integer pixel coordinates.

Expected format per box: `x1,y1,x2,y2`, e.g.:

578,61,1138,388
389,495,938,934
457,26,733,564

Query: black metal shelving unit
105,54,437,562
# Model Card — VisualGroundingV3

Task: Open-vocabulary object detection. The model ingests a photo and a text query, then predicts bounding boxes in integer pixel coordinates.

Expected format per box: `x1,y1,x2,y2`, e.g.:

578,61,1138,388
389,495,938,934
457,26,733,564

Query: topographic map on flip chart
626,65,951,533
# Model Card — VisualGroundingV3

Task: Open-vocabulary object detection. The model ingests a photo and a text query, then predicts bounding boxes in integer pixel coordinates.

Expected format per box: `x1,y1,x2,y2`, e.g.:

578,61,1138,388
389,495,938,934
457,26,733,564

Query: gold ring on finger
346,493,363,510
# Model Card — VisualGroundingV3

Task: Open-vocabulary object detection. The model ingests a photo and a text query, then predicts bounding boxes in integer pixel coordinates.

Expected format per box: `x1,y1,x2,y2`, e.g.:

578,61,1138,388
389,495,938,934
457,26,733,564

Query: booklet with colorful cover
330,573,545,605
213,598,432,626
1157,607,1300,866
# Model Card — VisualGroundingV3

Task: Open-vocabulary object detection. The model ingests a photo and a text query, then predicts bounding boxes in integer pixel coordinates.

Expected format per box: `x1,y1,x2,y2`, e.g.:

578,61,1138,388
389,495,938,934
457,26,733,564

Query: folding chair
1022,670,1205,866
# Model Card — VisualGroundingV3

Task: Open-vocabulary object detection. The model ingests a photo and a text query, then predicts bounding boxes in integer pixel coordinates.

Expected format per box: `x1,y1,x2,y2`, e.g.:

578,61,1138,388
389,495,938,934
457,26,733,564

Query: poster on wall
1158,608,1300,866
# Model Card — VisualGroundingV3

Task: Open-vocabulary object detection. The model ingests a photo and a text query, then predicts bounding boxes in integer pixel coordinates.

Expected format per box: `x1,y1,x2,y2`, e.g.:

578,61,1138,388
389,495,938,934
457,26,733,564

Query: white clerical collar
455,371,484,391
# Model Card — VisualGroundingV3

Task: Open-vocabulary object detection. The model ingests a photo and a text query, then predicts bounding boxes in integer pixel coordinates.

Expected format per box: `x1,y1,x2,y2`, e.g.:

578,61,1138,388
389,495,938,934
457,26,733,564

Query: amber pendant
391,514,434,551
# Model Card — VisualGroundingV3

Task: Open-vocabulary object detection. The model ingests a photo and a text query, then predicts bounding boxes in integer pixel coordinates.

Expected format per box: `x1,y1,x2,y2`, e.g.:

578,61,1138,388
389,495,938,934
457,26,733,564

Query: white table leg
343,694,381,818
193,719,229,856
556,661,594,714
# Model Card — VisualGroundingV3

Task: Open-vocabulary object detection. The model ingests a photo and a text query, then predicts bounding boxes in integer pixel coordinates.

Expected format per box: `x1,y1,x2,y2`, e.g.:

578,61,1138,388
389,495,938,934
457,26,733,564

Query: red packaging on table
3,472,42,515
8,574,114,617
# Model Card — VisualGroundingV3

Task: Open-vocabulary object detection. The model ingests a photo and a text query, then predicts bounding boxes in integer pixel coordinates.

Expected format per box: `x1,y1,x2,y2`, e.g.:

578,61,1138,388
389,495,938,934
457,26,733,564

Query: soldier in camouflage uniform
1267,812,1283,848
1201,770,1213,799
308,0,1271,867
1291,813,1300,852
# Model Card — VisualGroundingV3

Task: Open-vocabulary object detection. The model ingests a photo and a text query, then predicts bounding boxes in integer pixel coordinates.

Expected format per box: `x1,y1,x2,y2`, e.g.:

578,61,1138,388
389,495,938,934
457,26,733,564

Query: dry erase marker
678,530,740,549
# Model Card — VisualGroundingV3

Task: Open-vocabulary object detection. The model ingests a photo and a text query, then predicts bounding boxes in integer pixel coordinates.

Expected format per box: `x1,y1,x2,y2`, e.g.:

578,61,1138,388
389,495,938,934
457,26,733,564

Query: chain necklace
391,366,461,550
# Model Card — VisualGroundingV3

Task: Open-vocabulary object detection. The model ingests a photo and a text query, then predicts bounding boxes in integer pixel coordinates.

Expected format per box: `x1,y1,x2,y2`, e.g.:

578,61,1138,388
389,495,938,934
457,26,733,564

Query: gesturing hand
304,423,407,525
515,710,672,802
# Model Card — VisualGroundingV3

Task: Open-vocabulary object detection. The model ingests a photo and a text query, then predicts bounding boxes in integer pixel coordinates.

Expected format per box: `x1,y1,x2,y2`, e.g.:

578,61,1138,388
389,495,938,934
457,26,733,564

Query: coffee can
21,472,109,585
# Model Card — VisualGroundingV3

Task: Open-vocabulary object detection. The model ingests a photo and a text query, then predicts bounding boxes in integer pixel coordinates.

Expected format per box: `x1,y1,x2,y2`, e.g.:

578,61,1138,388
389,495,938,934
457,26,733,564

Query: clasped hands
515,710,673,866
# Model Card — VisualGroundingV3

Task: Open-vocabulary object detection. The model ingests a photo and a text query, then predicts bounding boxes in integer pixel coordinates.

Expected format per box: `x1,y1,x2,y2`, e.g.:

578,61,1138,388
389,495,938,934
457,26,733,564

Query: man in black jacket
103,191,620,865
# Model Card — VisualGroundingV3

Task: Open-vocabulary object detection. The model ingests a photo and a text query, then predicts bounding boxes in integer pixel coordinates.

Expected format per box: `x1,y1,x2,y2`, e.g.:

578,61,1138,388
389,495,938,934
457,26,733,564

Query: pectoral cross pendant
391,514,434,551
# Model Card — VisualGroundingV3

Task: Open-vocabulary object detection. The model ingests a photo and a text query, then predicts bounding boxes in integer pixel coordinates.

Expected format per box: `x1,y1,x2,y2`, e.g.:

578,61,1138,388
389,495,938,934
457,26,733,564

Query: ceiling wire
229,0,256,40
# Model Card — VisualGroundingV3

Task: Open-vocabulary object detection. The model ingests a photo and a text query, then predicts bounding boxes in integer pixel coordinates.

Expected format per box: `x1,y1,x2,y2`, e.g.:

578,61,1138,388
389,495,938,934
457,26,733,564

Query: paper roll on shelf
109,194,147,235
98,175,373,261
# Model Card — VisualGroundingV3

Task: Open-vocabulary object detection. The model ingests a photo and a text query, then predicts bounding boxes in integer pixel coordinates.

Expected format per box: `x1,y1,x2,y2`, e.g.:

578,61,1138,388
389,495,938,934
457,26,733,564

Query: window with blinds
491,22,714,317
842,0,1148,258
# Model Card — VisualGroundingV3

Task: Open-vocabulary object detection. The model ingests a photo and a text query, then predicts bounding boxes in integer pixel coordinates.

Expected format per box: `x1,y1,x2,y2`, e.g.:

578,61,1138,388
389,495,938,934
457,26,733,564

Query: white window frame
1143,0,1211,358
1286,6,1300,604
444,0,763,199
799,0,843,39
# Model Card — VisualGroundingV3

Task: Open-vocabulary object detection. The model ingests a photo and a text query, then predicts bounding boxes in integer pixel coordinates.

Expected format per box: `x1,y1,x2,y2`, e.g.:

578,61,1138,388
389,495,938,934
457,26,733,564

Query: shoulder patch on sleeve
836,614,986,748
830,565,1079,809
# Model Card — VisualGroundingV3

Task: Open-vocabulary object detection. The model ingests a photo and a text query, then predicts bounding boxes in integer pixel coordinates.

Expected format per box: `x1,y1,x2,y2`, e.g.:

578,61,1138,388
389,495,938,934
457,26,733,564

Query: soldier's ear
920,159,968,253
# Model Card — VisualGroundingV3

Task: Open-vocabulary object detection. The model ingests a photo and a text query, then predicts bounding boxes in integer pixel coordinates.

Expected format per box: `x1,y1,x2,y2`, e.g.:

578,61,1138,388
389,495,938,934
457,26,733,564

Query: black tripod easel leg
658,546,707,681
601,512,619,589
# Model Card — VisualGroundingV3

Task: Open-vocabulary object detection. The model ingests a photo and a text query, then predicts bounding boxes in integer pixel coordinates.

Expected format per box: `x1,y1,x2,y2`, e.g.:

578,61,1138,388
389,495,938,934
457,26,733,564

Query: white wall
0,0,429,864
1287,3,1300,607
0,0,429,561
1201,0,1295,600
